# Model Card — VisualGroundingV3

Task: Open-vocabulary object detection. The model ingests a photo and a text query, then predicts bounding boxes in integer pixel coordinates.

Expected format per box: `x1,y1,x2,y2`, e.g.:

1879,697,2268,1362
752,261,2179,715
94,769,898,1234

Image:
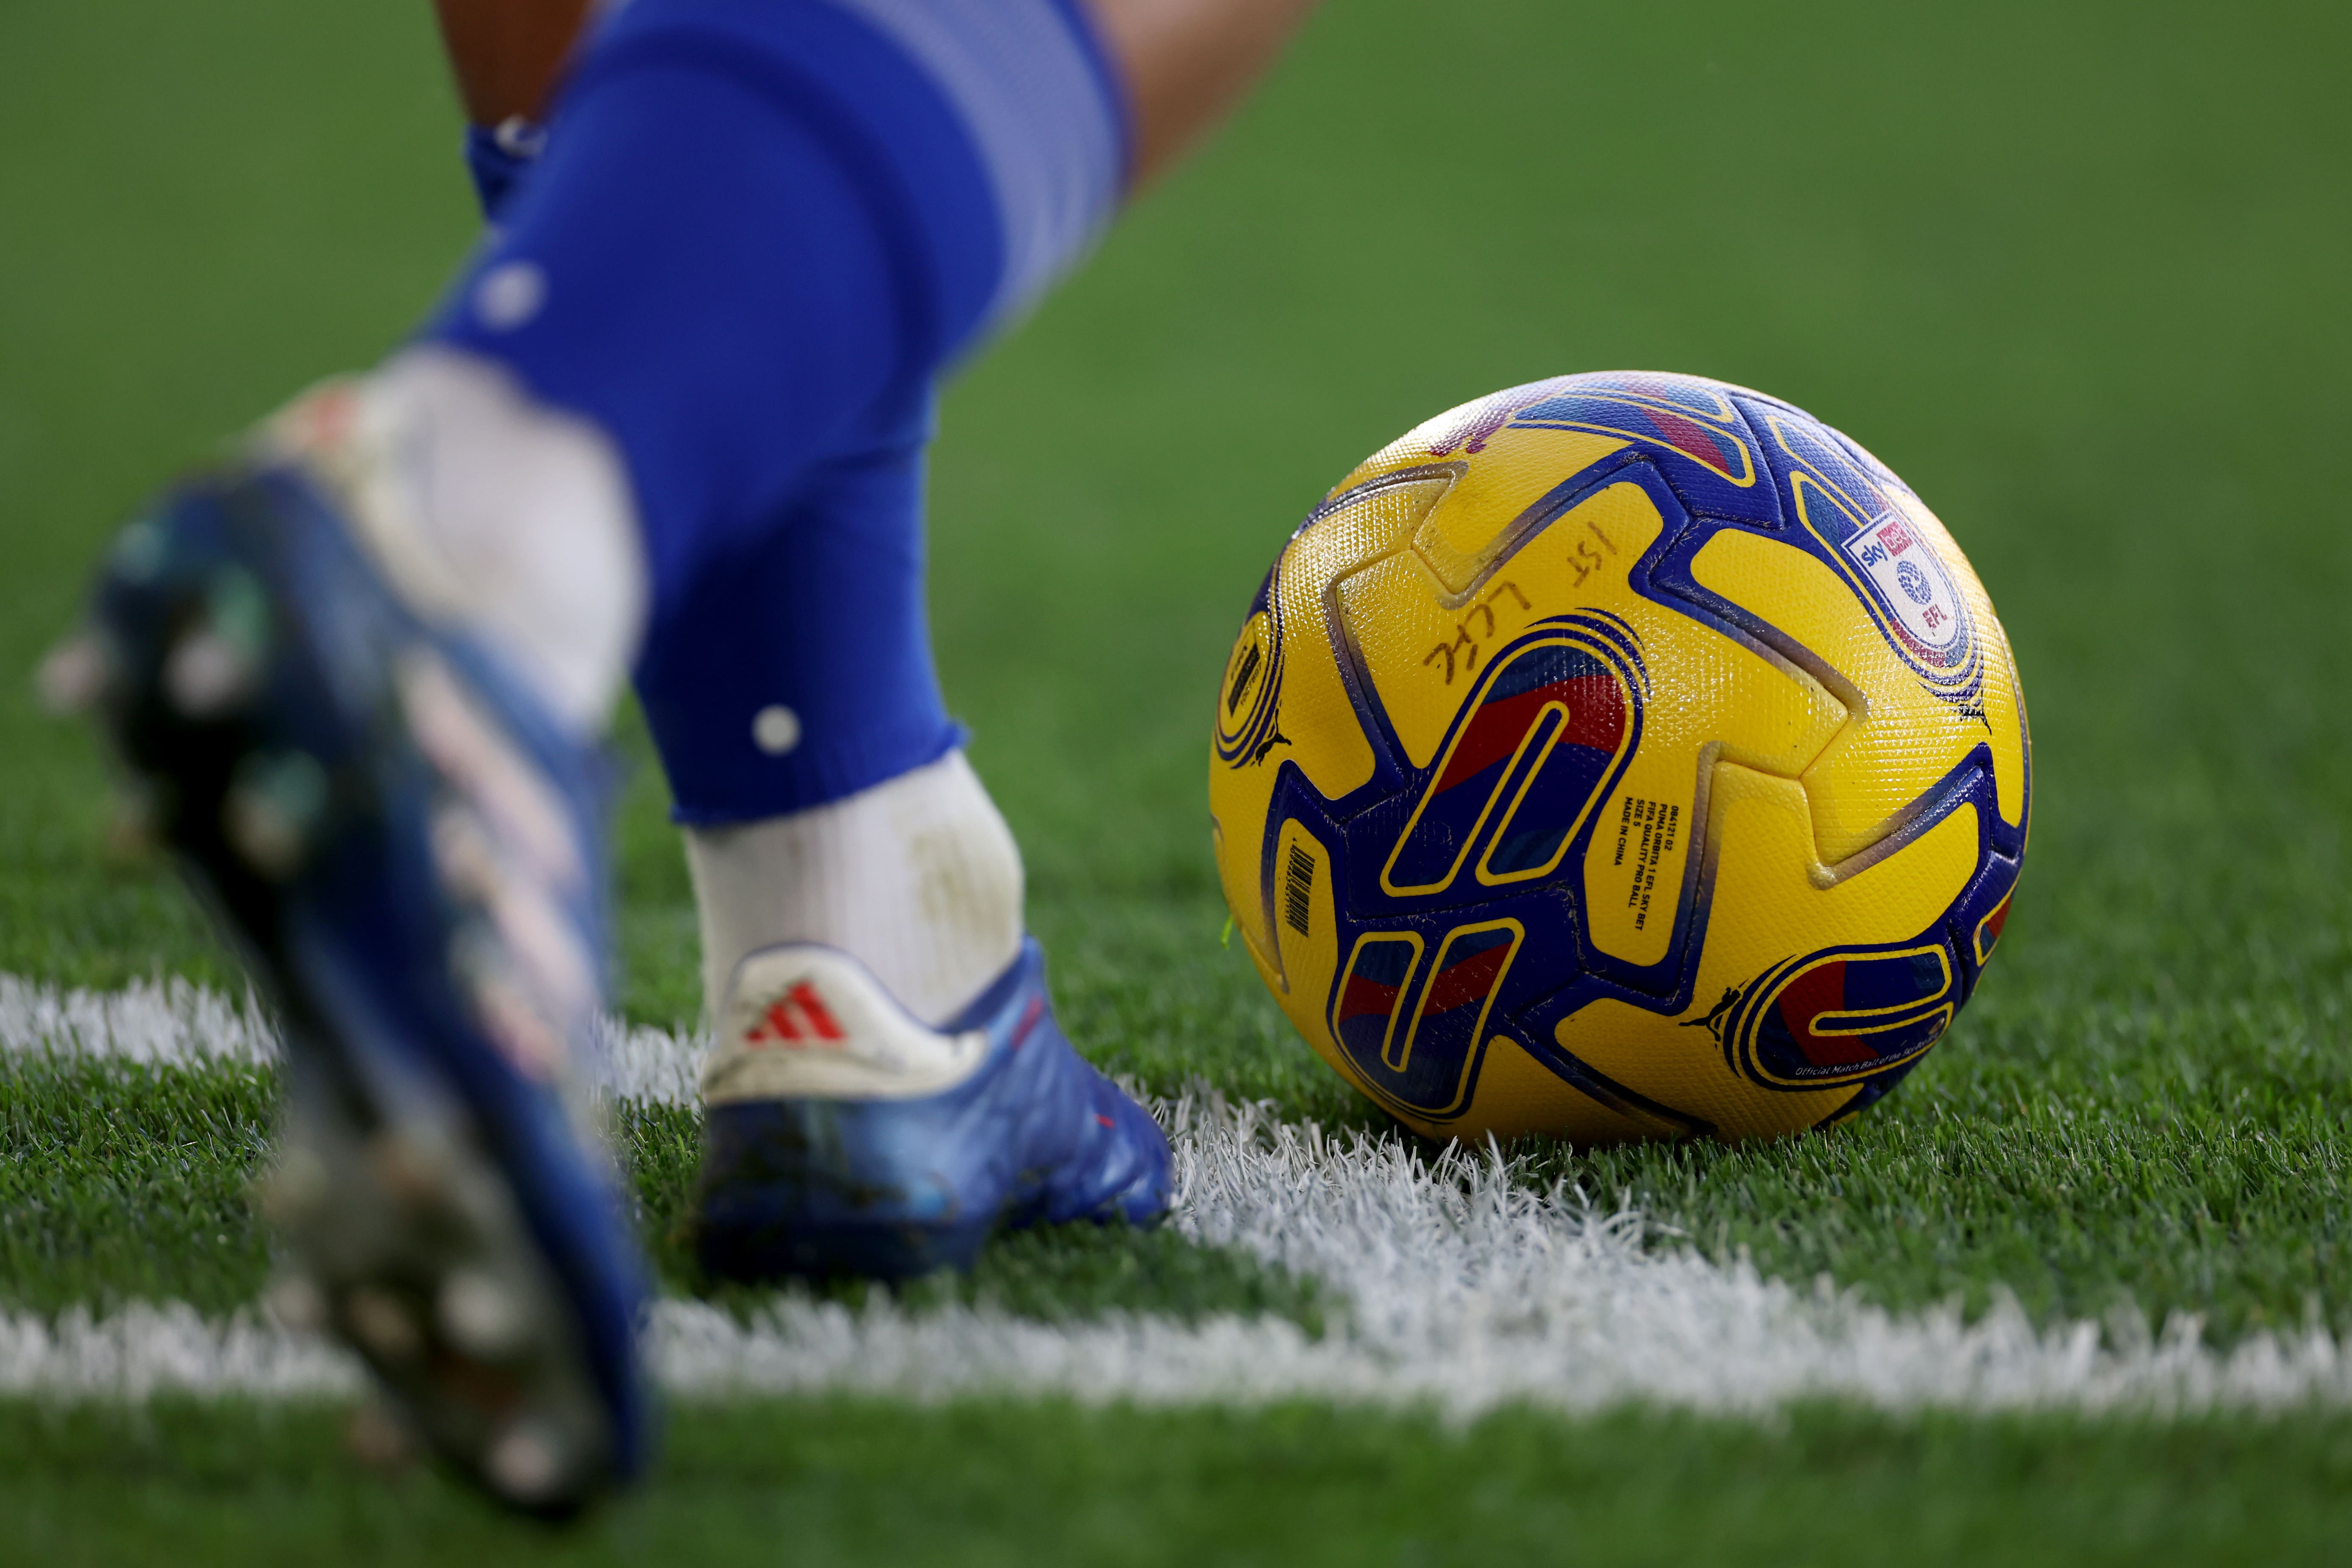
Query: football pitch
5,0,2352,1558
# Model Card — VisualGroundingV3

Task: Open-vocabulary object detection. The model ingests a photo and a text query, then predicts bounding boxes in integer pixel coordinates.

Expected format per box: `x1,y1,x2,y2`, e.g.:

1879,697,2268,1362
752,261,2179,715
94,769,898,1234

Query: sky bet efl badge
1844,508,1965,658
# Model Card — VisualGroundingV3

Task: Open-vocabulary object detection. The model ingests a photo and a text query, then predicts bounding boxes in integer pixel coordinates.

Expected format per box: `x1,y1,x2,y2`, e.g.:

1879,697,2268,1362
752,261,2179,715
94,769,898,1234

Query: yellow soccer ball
1209,372,2029,1142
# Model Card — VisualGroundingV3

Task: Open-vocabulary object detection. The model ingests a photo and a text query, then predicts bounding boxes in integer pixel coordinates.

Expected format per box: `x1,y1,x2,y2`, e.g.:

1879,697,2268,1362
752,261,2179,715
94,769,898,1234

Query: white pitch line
5,974,2351,1417
0,972,706,1103
0,972,276,1070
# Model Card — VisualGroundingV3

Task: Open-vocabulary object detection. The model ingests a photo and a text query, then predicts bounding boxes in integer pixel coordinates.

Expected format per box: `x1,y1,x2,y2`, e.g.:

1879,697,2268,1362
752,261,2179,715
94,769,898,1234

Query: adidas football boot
39,452,651,1512
694,939,1172,1281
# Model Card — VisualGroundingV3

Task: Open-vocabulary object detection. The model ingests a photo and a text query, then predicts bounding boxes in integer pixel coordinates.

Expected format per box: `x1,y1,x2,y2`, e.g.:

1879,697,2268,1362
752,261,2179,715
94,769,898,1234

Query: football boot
695,938,1171,1281
39,452,651,1512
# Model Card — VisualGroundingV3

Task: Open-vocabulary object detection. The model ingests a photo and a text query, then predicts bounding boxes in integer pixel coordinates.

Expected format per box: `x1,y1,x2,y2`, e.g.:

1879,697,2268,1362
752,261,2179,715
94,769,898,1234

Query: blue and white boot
695,939,1172,1281
40,433,652,1510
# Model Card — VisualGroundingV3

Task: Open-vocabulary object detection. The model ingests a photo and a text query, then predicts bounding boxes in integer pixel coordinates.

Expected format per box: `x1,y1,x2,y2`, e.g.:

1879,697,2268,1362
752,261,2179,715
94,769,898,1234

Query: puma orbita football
1209,372,2029,1142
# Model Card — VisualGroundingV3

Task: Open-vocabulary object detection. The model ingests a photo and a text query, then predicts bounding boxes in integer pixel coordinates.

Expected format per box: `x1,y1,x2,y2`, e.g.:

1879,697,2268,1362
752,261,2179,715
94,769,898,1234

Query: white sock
685,750,1025,1030
260,345,648,737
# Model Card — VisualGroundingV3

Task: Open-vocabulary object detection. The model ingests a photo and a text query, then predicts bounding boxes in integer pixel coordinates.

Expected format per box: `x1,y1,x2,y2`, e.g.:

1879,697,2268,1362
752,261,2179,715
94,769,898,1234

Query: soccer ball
1209,372,2029,1142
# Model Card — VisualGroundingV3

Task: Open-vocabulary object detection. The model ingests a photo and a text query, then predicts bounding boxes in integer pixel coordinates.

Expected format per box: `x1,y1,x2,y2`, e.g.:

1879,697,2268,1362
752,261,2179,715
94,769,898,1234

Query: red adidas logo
743,980,846,1047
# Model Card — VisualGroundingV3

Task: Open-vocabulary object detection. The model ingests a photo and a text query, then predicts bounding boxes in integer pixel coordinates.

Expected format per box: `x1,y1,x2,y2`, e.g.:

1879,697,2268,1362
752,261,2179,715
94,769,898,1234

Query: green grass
0,1059,275,1318
4,0,2352,1552
8,1398,2352,1566
0,1054,1325,1329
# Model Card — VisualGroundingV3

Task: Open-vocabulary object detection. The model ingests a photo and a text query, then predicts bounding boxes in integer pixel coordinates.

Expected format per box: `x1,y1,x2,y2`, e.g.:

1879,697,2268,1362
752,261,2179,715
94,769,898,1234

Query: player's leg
39,0,1128,1496
428,0,1179,1278
630,395,1168,1281
404,0,1335,1281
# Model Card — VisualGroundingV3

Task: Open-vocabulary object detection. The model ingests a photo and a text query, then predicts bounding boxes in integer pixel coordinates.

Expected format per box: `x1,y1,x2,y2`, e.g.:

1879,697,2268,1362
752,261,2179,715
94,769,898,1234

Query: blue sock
424,0,1125,819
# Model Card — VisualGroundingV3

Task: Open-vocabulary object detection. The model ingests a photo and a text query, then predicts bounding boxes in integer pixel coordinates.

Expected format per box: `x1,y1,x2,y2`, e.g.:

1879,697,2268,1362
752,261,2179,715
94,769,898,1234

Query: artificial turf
4,0,2351,1553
